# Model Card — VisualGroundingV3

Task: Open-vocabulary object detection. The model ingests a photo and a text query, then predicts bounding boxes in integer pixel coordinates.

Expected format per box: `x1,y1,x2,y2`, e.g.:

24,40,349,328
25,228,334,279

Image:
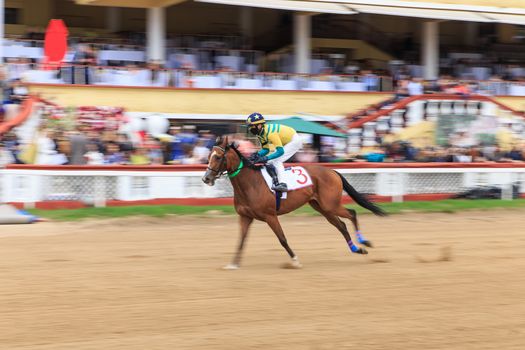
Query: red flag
43,19,68,68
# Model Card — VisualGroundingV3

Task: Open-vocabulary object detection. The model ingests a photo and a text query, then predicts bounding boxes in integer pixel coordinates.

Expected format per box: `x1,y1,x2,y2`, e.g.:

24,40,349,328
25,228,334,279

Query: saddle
260,166,313,210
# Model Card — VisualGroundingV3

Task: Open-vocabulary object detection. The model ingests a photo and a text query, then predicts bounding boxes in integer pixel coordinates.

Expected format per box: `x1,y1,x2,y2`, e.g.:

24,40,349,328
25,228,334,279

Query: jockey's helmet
246,112,265,135
246,112,265,126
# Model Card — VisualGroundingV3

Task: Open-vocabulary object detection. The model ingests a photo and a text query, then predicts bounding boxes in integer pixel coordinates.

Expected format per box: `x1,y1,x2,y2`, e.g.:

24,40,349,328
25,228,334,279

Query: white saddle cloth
261,166,313,198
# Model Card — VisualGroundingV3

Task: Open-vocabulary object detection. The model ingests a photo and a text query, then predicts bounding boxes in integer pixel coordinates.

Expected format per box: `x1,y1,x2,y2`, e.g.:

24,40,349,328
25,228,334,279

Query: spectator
84,142,105,165
73,44,97,66
0,67,9,104
407,77,423,96
104,142,126,164
0,141,15,167
69,126,88,165
73,44,97,84
130,147,150,165
365,147,386,162
3,132,22,164
394,78,409,100
180,144,197,164
7,79,28,104
117,133,133,153
319,146,338,162
505,145,524,161
169,126,185,163
192,140,210,164
362,70,379,91
295,143,318,163
143,134,162,163
36,128,64,165
86,130,105,153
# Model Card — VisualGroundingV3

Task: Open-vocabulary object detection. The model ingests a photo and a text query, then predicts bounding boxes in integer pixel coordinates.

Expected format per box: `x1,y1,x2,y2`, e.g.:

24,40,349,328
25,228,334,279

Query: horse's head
202,136,230,186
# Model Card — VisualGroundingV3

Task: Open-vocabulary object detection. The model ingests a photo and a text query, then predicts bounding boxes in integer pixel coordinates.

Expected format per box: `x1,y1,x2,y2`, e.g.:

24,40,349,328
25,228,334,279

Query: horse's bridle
207,145,228,178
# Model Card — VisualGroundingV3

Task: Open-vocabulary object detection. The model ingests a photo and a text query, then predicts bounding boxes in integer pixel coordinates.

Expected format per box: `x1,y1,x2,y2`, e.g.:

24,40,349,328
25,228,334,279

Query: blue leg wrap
356,232,367,244
349,242,360,253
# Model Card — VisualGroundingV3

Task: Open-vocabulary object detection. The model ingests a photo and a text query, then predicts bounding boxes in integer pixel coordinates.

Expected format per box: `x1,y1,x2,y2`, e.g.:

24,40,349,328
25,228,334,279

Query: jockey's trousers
267,133,303,182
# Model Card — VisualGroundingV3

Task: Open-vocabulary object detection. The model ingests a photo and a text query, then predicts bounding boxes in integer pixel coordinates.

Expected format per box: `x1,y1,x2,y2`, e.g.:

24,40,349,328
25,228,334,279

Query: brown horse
202,136,386,269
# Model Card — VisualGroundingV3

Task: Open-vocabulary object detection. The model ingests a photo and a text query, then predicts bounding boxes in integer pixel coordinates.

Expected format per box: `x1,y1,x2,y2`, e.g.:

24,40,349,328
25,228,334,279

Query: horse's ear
223,136,229,146
215,136,222,145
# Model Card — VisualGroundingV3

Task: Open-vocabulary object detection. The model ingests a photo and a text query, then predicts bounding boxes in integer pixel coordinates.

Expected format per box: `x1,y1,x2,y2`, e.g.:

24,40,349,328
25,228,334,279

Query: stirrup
272,183,288,192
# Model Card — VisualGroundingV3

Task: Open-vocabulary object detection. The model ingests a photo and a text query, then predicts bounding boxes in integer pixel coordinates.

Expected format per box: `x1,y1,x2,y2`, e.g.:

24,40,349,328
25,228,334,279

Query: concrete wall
28,84,392,116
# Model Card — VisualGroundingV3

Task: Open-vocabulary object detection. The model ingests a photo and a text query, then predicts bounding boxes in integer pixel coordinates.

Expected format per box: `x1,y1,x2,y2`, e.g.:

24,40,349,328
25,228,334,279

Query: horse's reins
207,145,244,179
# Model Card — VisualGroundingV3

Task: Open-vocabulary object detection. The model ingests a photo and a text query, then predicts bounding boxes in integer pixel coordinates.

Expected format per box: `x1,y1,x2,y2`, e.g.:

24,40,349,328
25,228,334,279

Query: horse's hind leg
336,206,373,248
309,201,367,255
265,215,302,268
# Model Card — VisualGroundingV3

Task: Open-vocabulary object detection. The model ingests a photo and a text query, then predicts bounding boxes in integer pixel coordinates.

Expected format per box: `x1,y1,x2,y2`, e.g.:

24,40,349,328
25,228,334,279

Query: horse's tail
335,171,387,217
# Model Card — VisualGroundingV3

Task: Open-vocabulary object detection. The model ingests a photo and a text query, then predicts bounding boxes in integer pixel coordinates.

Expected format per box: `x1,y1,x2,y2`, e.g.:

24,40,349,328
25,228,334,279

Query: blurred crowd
6,37,525,95
1,125,524,167
0,125,224,166
293,142,525,164
356,141,525,163
392,75,508,98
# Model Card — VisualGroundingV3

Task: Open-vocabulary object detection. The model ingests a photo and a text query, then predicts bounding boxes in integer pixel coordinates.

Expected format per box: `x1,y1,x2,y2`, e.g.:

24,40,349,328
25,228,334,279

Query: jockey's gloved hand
248,153,259,162
254,155,268,164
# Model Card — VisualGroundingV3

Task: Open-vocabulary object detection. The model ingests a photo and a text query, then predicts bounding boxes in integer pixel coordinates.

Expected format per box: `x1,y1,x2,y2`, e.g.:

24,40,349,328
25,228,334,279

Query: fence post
94,176,106,208
377,172,404,202
501,184,513,201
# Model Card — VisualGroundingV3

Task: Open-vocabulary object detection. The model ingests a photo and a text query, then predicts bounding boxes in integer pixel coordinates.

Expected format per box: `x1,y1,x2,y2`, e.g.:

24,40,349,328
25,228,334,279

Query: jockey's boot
273,182,288,192
266,164,288,192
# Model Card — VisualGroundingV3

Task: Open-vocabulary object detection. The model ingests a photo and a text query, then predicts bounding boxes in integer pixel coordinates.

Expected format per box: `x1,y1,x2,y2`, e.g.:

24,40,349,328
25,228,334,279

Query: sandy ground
1,210,525,350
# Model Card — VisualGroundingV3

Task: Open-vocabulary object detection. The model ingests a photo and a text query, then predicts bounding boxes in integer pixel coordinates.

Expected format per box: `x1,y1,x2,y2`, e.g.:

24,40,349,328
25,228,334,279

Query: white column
0,0,4,63
147,7,166,63
106,7,121,33
294,13,311,74
422,21,439,80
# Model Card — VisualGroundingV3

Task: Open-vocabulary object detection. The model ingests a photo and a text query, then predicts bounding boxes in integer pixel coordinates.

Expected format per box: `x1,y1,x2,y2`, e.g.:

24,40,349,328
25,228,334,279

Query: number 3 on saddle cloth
260,166,313,210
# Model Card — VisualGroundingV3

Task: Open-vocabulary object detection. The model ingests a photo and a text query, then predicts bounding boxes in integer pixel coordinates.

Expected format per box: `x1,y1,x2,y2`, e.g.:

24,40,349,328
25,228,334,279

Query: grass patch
28,199,525,222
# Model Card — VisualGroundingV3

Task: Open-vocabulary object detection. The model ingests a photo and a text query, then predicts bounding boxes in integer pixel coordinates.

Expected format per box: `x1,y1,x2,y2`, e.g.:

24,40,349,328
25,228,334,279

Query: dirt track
1,210,525,350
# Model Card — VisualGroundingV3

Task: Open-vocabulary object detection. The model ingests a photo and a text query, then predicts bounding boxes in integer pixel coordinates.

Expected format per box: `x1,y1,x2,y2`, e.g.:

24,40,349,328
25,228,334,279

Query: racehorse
202,136,387,269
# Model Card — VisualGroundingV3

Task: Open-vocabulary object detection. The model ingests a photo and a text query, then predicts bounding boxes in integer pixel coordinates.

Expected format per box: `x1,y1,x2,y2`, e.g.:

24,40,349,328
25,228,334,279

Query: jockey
247,112,303,192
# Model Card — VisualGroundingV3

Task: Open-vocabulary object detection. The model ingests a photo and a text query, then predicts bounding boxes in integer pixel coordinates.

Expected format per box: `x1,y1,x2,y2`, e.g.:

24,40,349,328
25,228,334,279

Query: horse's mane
229,143,262,171
214,136,262,171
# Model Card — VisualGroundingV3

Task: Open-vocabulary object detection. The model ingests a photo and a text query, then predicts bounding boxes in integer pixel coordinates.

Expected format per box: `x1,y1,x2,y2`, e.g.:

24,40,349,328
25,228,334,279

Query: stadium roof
196,0,355,14
75,0,187,8
195,0,525,24
75,0,525,24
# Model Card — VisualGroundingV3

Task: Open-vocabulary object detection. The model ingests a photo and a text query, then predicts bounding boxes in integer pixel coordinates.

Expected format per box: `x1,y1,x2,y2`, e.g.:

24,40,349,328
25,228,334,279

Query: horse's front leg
224,215,253,270
266,215,302,269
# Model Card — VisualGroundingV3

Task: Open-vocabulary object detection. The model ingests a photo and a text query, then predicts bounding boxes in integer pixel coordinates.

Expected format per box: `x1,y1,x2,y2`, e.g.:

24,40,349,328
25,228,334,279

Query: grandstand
0,0,524,208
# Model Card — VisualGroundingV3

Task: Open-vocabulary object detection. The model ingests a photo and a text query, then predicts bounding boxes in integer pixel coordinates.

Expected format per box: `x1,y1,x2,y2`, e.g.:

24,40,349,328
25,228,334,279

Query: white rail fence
1,165,524,207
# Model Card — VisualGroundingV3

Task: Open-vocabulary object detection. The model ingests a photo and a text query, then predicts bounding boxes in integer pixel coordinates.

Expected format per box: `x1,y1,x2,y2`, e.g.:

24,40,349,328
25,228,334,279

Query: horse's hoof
354,247,368,255
223,264,240,270
291,259,303,268
281,261,303,269
360,240,374,248
281,257,303,269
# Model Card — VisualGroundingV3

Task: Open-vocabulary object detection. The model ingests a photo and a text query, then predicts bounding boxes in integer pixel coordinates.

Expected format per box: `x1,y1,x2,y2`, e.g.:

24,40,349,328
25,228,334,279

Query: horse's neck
230,166,256,187
229,166,263,195
227,151,264,195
